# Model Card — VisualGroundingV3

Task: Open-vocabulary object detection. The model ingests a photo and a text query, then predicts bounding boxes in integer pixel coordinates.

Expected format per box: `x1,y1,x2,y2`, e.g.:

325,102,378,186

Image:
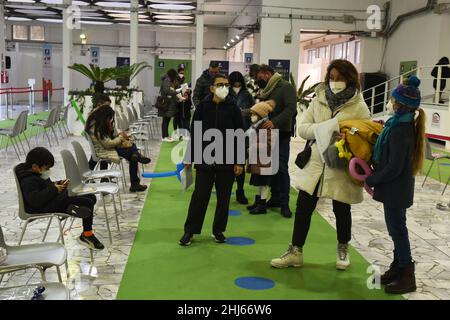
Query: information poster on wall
116,57,130,87
211,60,229,76
154,58,192,87
90,47,100,65
269,59,291,81
42,43,53,102
400,61,417,81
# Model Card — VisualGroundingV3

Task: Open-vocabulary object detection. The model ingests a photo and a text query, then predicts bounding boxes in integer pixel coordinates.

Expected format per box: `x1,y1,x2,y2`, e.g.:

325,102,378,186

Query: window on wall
30,26,45,41
13,25,28,40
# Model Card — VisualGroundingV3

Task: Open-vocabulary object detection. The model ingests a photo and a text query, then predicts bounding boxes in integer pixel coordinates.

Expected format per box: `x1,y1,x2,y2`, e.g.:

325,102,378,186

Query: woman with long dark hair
85,106,150,192
159,68,180,142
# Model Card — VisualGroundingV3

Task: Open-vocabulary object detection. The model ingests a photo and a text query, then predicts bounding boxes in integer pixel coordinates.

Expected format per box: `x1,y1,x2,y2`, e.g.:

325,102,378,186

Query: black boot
131,152,151,165
247,195,261,211
250,199,267,215
236,189,249,205
379,261,400,285
130,182,148,192
280,205,292,218
385,262,417,294
266,198,281,208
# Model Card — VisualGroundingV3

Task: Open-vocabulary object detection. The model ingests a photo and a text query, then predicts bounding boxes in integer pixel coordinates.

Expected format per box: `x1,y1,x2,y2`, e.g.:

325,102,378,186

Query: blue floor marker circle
440,163,450,166
226,237,255,246
229,210,242,216
235,277,275,290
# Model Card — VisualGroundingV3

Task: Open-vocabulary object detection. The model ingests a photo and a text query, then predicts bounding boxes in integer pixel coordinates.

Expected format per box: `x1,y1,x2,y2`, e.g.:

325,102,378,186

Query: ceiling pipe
384,0,437,38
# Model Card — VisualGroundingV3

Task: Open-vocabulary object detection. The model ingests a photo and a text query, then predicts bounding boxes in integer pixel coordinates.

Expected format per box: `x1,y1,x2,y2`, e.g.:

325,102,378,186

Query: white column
62,0,73,105
195,0,205,83
0,5,6,90
130,0,139,87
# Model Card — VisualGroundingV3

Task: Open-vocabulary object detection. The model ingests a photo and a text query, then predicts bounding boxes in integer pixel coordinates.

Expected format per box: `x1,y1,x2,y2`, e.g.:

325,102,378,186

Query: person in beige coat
271,59,370,271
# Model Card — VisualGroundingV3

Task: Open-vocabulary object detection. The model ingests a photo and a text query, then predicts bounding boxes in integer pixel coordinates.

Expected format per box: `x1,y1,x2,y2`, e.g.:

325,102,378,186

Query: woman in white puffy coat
271,60,370,271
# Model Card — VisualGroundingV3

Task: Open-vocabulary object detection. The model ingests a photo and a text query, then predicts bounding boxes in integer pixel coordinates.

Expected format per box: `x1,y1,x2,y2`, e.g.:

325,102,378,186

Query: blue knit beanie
392,75,422,108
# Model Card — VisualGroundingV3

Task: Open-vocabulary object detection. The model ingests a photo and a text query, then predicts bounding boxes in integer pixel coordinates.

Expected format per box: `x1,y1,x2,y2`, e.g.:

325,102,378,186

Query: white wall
4,23,228,105
258,0,387,85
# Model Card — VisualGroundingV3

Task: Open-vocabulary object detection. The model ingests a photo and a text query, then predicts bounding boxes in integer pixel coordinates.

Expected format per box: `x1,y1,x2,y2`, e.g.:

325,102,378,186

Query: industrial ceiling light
7,0,36,3
235,35,240,40
36,18,63,23
153,15,194,20
15,10,58,15
230,39,235,43
41,0,89,5
151,11,192,16
79,33,87,45
81,20,114,25
149,4,195,10
155,19,192,24
6,17,33,21
223,46,227,50
97,1,140,8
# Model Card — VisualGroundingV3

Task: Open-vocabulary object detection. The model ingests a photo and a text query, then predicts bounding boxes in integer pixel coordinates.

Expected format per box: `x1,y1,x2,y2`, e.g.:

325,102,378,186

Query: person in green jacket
193,61,221,107
254,64,297,218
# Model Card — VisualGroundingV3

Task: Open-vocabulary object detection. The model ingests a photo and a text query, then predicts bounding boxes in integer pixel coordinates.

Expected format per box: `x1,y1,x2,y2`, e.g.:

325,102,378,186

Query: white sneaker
336,243,350,270
270,245,303,268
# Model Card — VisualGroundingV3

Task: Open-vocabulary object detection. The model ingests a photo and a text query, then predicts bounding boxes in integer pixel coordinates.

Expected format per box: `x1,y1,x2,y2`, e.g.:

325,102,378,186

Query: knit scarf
373,112,415,163
325,84,357,113
260,73,283,99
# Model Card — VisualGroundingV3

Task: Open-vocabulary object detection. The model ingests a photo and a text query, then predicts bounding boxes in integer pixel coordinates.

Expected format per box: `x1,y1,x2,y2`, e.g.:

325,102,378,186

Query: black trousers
235,170,246,192
55,194,97,232
184,168,235,235
270,134,291,206
292,183,352,247
89,157,108,171
162,116,174,138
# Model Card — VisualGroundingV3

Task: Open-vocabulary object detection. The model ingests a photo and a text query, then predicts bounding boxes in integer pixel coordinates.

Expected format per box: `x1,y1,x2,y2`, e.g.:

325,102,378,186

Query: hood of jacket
15,163,38,181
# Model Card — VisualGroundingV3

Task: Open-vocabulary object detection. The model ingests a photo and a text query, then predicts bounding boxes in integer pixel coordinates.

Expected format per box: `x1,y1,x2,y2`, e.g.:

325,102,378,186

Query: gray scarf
325,84,357,112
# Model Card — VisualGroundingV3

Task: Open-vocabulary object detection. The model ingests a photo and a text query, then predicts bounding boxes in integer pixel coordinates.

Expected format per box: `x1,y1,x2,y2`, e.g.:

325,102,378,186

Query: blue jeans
383,205,413,267
116,144,140,184
270,134,291,206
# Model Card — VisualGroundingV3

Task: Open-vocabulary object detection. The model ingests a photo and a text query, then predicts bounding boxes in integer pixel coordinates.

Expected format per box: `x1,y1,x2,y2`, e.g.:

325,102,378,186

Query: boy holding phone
15,147,105,250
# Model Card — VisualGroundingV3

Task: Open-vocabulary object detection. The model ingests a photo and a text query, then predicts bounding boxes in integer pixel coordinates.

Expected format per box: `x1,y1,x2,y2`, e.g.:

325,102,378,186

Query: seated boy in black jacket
15,147,104,250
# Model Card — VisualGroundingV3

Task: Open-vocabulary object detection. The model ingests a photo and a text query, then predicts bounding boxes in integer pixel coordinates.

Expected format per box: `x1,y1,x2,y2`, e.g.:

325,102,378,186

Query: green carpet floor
0,111,51,150
117,141,403,300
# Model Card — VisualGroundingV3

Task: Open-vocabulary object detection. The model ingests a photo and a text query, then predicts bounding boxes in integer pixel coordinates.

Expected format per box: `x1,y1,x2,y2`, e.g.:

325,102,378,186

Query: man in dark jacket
180,74,245,246
431,57,450,104
16,147,104,250
256,64,297,218
192,61,220,107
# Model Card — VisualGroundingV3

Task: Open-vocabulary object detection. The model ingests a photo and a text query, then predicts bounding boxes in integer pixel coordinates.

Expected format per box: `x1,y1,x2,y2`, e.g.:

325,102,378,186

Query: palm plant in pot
115,61,152,90
68,63,118,94
290,73,320,112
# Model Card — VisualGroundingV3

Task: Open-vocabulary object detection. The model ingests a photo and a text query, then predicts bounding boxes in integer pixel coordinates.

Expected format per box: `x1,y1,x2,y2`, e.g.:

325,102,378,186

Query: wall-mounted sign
116,57,130,87
431,112,441,128
90,47,100,65
43,43,52,66
244,53,253,64
269,59,290,81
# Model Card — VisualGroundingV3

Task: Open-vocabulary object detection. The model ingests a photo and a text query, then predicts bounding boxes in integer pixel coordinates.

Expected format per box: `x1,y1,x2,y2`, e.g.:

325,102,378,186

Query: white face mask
179,74,184,79
40,169,51,180
329,81,347,94
233,87,241,95
251,115,259,123
386,100,395,115
215,87,229,100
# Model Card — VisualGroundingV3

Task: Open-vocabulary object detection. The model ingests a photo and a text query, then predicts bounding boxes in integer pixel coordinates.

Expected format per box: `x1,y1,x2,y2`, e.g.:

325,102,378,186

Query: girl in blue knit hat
366,75,425,294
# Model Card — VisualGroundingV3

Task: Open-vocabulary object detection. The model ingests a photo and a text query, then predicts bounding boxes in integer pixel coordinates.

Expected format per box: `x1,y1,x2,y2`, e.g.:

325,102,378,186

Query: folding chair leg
38,267,47,282
42,216,53,242
23,133,31,151
117,185,124,215
437,159,442,183
56,266,63,283
44,129,52,147
57,217,66,245
51,127,59,145
17,137,27,155
90,249,94,265
101,194,113,244
111,194,120,232
18,221,30,245
442,175,450,195
58,124,65,139
422,160,435,187
11,137,21,160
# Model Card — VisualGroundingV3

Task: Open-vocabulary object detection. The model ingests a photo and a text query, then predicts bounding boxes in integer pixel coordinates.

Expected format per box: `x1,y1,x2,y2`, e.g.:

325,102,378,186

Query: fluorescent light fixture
153,15,193,20
223,46,227,50
7,0,36,2
151,1,193,3
81,20,114,25
235,35,240,40
79,33,87,39
158,24,185,28
6,5,43,10
6,17,32,21
149,4,195,10
36,18,63,23
230,39,235,43
155,19,192,24
41,0,89,5
226,43,230,46
97,1,140,8
151,11,191,16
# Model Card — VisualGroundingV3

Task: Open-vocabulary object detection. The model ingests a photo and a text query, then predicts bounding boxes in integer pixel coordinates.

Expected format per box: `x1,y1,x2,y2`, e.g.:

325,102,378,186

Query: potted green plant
290,73,320,112
68,63,118,94
115,62,152,90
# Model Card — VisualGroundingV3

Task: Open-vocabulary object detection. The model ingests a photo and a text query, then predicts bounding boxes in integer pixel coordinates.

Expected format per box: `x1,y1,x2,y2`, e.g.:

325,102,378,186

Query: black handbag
155,95,170,112
295,140,315,169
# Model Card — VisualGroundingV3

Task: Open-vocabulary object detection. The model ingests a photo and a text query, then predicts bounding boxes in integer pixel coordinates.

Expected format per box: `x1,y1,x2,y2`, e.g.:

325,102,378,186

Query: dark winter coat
158,75,179,118
186,94,244,172
366,122,416,208
431,57,450,91
15,163,68,214
193,69,213,107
